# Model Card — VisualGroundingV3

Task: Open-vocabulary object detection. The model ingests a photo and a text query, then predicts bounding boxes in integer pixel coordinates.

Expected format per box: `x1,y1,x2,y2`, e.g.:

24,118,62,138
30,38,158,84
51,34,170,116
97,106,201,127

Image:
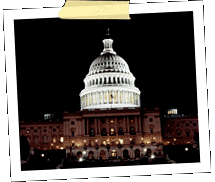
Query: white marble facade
80,38,141,110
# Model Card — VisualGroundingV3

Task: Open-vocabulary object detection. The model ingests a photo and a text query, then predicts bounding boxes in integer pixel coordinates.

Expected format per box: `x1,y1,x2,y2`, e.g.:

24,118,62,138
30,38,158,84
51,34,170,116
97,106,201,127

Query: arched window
128,79,130,85
93,80,94,85
118,77,120,84
96,79,98,85
113,77,116,84
88,151,94,160
121,78,124,84
104,77,107,84
135,149,140,159
125,78,127,84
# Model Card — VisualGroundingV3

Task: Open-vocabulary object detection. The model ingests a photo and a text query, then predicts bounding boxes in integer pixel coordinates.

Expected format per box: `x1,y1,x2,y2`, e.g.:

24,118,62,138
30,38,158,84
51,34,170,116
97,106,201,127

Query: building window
186,123,189,127
71,121,75,125
90,128,95,137
130,127,135,135
72,131,74,137
110,128,115,135
44,129,47,132
34,129,37,133
53,138,56,143
101,119,105,124
193,123,197,126
186,131,189,137
30,127,33,130
57,126,60,128
177,130,181,137
119,127,123,135
101,128,106,136
60,137,64,142
34,138,37,143
110,120,114,123
38,127,41,129
61,129,63,132
177,124,180,127
53,128,56,132
149,118,153,122
27,130,30,133
50,127,52,129
90,120,94,124
102,141,106,146
150,128,153,134
130,119,134,123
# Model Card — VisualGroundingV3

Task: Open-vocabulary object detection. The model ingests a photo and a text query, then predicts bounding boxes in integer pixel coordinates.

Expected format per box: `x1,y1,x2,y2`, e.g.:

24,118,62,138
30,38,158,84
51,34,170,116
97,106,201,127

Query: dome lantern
101,39,116,55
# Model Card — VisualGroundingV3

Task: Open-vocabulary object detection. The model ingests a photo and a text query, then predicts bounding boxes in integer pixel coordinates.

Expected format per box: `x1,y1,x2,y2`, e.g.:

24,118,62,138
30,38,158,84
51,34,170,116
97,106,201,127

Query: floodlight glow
185,147,188,151
79,158,83,162
41,154,44,157
151,154,155,159
83,151,86,155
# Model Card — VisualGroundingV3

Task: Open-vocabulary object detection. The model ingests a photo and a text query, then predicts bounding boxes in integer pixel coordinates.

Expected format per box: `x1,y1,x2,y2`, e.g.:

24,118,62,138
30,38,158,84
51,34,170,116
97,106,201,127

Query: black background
14,12,197,122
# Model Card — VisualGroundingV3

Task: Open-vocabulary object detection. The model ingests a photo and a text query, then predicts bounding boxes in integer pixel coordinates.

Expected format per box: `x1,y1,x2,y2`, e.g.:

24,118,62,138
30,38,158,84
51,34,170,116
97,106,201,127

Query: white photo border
3,1,210,181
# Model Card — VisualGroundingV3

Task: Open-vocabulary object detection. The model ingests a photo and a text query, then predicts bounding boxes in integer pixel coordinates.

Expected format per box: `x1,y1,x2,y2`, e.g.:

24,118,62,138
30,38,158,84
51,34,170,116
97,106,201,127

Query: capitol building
20,37,164,161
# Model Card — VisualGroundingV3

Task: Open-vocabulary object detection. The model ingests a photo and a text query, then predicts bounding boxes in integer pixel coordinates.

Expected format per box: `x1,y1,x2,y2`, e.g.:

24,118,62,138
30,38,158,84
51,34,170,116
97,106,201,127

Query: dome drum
80,89,140,110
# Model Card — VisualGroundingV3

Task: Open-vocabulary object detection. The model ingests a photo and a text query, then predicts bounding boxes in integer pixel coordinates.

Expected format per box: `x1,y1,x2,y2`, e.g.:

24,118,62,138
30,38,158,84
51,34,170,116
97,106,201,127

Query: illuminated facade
162,109,199,146
63,38,162,160
63,107,163,160
80,38,141,110
20,38,164,160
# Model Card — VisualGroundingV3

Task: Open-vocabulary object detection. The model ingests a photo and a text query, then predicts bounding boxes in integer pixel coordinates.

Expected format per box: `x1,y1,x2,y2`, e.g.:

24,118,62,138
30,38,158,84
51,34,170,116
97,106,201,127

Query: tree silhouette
20,135,30,161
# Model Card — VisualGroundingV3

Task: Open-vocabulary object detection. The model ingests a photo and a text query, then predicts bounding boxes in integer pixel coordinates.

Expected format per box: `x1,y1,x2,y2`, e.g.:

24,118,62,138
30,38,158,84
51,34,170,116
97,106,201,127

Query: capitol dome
87,53,131,76
80,38,141,110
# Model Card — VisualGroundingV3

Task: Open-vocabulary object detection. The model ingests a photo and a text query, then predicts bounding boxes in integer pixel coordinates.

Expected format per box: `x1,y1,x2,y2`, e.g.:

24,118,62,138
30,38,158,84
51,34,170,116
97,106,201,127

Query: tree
20,135,30,161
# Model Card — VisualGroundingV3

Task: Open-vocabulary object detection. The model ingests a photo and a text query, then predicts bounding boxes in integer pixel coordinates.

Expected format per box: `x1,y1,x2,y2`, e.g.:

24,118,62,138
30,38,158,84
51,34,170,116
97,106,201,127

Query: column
135,116,138,133
106,118,109,134
96,92,98,105
100,91,104,104
127,116,129,133
112,90,114,104
123,116,126,133
117,90,119,104
98,117,101,134
131,93,134,104
123,91,125,104
95,118,98,135
107,91,109,104
82,118,85,135
85,118,87,135
114,117,117,134
138,116,142,133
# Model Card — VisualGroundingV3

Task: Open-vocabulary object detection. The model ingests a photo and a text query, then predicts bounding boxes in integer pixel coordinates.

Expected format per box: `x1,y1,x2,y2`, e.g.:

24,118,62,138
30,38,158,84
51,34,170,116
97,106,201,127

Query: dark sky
14,12,197,121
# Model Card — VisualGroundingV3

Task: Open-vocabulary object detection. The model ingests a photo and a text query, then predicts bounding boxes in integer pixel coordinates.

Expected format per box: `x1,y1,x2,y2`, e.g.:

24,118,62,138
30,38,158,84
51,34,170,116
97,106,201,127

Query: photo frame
2,1,210,181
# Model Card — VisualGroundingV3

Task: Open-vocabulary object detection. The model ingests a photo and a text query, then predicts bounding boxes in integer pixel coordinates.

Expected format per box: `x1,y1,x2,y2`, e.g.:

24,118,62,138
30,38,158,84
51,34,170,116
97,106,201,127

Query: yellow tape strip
58,1,130,19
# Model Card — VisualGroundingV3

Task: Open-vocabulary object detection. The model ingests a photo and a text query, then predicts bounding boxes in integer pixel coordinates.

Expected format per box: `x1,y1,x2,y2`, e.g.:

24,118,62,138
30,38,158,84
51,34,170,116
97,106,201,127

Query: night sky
14,12,197,122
